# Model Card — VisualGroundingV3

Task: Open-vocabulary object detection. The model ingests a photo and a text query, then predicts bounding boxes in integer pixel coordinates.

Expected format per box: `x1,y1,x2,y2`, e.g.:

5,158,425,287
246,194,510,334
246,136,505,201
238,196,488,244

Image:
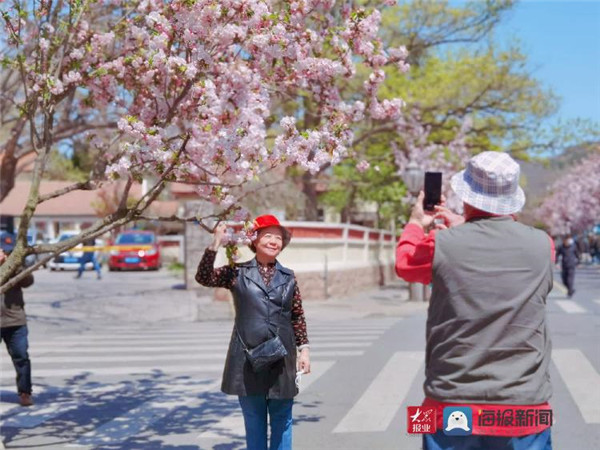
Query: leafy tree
321,0,597,227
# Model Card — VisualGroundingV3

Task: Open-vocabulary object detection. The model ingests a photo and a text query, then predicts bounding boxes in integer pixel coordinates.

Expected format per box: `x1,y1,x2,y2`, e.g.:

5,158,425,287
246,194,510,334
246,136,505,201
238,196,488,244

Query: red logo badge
407,406,437,434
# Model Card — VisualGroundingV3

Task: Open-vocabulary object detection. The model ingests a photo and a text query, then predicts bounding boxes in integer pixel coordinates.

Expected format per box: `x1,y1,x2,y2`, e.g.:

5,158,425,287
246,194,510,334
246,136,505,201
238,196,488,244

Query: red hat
251,215,292,249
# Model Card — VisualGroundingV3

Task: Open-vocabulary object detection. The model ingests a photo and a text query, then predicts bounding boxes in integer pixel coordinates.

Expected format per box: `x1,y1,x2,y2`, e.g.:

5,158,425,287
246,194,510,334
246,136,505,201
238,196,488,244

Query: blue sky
496,1,600,125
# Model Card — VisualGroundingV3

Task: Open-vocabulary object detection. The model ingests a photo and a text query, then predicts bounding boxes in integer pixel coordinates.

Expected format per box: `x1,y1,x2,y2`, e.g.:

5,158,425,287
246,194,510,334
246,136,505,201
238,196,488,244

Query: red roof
0,180,177,217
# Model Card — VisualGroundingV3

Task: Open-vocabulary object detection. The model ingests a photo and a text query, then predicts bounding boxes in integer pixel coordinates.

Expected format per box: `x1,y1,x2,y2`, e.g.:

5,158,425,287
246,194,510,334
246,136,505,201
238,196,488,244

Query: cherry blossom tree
0,0,408,289
535,151,600,236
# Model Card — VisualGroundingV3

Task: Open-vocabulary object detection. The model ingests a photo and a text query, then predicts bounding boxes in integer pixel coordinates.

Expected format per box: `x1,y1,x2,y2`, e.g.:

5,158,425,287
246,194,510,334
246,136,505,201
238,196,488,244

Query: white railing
212,221,397,274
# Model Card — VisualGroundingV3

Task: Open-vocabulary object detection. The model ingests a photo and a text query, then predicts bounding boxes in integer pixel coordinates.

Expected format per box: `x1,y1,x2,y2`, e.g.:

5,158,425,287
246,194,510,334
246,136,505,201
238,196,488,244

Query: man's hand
297,348,311,374
408,191,436,230
0,249,6,265
433,205,465,230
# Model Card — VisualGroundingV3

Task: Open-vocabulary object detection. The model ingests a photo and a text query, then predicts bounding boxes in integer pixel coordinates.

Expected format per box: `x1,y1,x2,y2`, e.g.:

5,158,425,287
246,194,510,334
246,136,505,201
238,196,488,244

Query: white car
47,233,104,271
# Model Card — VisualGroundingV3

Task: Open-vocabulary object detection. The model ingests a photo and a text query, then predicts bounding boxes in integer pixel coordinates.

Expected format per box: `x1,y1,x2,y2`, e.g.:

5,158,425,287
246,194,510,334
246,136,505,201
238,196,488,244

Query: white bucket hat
450,152,526,215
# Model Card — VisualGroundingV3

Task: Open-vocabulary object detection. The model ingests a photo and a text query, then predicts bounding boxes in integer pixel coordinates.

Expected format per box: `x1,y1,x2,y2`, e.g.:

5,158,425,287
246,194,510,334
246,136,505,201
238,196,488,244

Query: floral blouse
196,249,309,348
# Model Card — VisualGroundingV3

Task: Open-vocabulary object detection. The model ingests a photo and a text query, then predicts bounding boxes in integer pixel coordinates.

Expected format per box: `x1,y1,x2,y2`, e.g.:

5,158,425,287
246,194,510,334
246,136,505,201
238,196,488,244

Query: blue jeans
0,325,32,394
238,395,293,450
78,253,101,277
423,428,552,450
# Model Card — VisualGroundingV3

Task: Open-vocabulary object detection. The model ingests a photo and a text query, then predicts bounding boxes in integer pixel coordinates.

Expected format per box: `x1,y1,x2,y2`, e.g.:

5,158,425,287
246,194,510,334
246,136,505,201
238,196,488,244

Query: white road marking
0,383,149,428
41,334,383,346
27,349,363,365
67,327,391,341
30,341,372,358
552,281,567,294
3,364,225,378
555,300,586,314
333,351,424,433
553,349,600,423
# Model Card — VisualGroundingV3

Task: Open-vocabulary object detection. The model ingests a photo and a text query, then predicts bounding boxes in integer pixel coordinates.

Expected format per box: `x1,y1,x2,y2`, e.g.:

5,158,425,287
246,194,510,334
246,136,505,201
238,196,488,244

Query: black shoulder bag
235,298,288,372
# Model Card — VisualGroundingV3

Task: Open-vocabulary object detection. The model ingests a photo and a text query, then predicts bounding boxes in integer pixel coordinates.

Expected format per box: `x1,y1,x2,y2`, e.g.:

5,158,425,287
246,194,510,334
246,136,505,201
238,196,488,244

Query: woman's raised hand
209,223,227,251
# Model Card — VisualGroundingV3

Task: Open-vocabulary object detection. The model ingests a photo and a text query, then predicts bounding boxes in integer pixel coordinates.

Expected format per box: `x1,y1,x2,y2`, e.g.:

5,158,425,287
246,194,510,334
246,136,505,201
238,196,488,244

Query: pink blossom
356,160,370,173
535,153,600,235
6,0,415,214
39,38,49,51
69,48,84,60
63,71,82,85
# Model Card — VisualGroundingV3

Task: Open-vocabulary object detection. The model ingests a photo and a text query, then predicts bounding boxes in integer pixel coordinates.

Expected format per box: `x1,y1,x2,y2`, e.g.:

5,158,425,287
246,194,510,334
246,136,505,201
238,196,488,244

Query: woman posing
196,215,310,450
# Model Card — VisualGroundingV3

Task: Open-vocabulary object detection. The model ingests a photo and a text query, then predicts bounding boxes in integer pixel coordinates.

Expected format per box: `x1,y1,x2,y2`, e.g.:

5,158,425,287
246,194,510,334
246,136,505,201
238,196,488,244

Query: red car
108,231,161,271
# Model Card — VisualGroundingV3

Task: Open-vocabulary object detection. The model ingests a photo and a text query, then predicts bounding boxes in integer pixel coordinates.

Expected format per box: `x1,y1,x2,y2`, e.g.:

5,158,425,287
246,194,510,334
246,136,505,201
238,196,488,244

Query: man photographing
396,152,554,449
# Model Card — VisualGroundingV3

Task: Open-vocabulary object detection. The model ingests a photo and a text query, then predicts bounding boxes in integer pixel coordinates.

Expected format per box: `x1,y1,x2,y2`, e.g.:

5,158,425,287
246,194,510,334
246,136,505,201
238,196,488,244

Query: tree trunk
301,171,320,221
0,118,27,202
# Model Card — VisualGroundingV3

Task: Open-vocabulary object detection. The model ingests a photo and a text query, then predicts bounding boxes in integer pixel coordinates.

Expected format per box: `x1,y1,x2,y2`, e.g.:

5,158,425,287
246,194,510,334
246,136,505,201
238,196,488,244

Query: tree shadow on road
1,370,327,449
0,373,231,449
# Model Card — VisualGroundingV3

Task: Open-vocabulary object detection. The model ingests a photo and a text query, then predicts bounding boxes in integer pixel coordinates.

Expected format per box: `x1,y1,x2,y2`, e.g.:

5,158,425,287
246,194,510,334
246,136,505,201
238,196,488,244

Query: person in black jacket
556,235,580,298
0,234,35,406
196,215,310,450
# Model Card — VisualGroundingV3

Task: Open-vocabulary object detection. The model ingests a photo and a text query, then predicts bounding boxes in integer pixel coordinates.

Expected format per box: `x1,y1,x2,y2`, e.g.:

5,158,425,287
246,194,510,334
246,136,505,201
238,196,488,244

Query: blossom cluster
535,152,600,236
3,0,408,208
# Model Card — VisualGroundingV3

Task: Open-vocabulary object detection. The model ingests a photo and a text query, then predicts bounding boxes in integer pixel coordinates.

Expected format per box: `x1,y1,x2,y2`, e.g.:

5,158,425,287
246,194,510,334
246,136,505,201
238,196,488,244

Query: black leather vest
221,258,298,398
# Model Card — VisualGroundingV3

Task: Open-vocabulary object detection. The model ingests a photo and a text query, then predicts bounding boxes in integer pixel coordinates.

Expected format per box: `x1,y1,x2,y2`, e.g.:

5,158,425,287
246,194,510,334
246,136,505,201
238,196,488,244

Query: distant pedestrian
577,233,591,265
590,233,600,264
196,215,310,450
0,235,35,407
396,152,554,450
75,237,101,279
556,236,579,298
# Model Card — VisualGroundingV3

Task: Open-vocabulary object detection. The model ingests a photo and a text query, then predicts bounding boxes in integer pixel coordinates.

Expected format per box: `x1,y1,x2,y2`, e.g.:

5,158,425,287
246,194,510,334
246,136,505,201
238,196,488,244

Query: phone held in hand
423,172,442,211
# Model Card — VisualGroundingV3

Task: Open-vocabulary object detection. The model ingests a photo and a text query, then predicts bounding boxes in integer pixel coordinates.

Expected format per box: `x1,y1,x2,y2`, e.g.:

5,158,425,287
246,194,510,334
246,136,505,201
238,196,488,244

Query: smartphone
423,172,442,211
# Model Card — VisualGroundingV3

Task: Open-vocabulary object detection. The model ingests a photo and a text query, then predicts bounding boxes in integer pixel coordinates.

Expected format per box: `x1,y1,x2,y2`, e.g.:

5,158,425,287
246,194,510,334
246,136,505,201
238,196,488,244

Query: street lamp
402,161,425,196
400,160,428,302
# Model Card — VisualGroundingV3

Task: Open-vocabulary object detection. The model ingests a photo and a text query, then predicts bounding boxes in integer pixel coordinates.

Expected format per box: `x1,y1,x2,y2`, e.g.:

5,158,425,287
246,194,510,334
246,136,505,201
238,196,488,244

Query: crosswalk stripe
70,328,391,340
28,342,370,356
1,351,361,380
46,335,383,346
552,281,567,294
198,360,336,439
553,349,600,423
0,385,64,416
2,399,83,428
72,380,220,446
56,330,386,341
26,350,364,365
555,300,587,314
333,351,424,433
7,364,225,378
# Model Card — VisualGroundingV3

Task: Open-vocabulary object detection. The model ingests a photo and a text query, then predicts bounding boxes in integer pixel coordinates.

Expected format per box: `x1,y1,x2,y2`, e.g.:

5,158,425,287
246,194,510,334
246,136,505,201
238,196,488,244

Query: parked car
108,231,161,271
48,233,103,271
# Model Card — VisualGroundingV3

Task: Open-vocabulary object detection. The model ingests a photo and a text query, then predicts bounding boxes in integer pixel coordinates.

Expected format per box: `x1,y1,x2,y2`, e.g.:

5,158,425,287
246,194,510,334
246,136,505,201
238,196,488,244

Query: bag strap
236,268,289,349
236,294,287,351
235,326,249,352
